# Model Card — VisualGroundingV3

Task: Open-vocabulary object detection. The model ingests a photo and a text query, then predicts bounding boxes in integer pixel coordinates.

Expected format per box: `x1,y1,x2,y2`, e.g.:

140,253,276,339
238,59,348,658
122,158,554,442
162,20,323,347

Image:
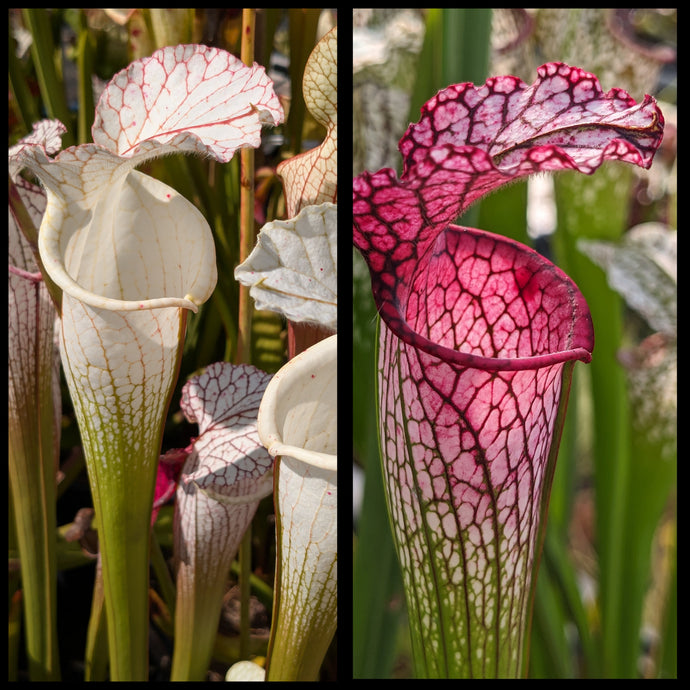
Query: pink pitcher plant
353,62,664,678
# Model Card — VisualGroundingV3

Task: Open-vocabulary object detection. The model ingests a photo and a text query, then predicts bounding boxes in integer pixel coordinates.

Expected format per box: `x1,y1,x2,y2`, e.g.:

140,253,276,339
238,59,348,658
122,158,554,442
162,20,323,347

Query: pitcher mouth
58,289,202,313
266,442,337,472
373,225,594,372
378,306,592,371
257,334,337,465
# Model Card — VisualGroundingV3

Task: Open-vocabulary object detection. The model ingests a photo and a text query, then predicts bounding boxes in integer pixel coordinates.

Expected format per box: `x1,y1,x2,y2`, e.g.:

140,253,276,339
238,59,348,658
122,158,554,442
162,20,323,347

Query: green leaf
21,8,75,147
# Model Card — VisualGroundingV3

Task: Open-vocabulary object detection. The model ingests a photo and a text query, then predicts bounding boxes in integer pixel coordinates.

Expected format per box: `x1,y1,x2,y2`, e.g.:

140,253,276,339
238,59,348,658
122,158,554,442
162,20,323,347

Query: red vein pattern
173,362,273,673
177,361,273,507
93,44,284,161
277,26,337,218
354,65,663,367
353,63,664,677
377,236,581,676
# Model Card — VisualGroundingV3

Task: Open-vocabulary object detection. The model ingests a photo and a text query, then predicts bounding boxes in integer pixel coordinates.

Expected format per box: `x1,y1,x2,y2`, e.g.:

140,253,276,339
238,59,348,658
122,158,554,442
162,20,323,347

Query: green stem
659,524,677,678
21,8,74,147
229,560,274,611
8,29,41,134
239,529,252,660
353,441,405,678
150,529,176,621
84,557,108,681
8,449,61,681
75,11,95,145
92,468,154,679
236,8,256,366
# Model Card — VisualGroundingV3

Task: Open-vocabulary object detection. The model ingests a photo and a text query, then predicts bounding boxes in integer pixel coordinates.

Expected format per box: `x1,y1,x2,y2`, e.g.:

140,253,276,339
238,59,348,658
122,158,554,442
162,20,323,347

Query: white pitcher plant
11,43,283,680
9,122,63,681
233,25,338,681
257,333,338,680
171,361,274,680
237,25,338,358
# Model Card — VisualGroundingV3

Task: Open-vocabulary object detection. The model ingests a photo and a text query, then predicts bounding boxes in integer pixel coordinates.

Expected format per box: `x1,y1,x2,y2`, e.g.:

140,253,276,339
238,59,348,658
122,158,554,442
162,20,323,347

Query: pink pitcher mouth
372,224,594,372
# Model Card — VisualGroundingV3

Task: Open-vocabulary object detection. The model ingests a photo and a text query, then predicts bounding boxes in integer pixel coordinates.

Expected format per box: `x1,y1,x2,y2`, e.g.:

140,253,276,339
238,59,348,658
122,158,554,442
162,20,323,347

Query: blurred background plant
352,7,676,679
8,7,337,681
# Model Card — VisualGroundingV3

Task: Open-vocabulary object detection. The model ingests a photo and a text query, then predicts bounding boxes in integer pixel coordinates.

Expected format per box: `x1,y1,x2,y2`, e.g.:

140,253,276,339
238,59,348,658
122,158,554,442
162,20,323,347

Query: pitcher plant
11,42,283,680
257,333,338,680
353,62,664,677
234,25,338,680
9,122,63,681
171,362,274,680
